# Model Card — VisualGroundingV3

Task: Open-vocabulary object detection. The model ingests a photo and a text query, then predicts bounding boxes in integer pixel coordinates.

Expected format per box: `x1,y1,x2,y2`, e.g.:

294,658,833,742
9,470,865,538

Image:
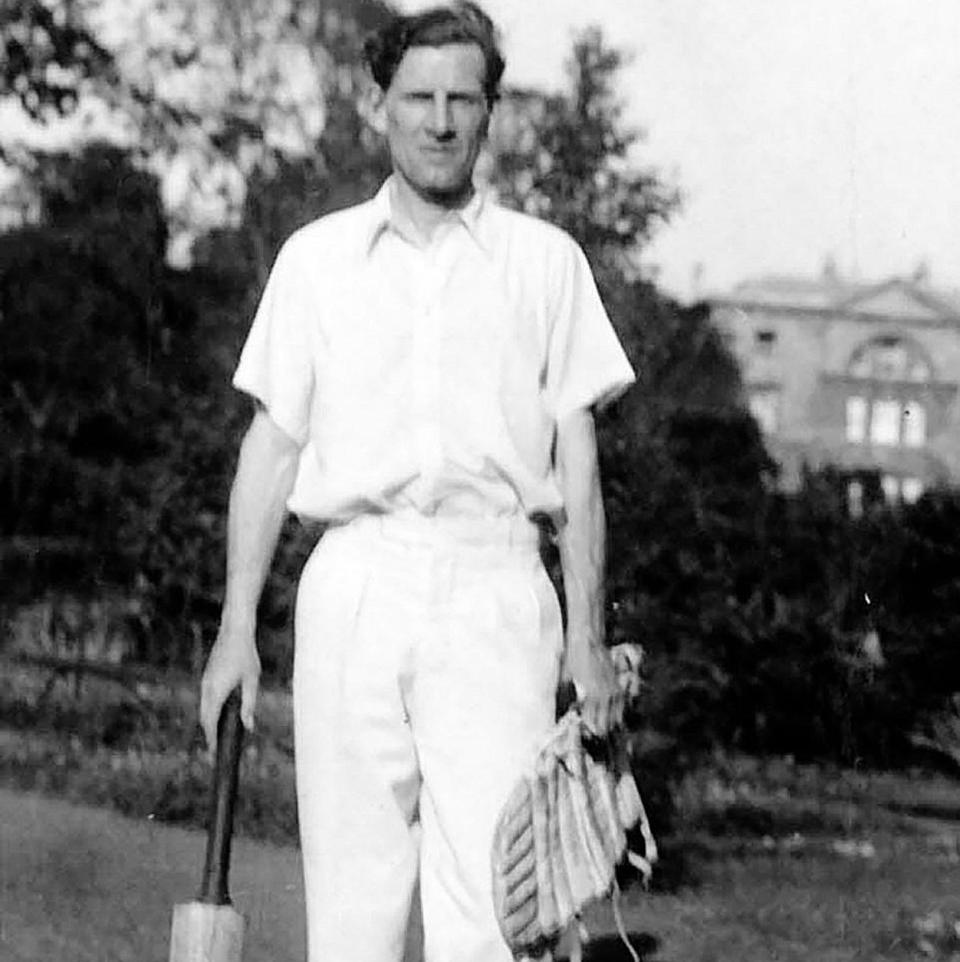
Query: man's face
380,42,490,204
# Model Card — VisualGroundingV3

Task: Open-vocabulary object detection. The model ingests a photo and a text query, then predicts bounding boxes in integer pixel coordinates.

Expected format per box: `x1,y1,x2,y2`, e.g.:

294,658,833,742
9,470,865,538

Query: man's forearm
555,409,606,654
220,408,300,634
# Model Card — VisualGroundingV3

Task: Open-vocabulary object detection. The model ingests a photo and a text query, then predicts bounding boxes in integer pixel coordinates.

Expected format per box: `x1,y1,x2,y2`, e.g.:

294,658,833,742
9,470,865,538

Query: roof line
709,295,960,325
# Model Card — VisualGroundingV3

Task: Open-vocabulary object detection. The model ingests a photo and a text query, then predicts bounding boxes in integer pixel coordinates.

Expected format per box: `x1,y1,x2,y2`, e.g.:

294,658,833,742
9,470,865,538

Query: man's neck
390,174,474,246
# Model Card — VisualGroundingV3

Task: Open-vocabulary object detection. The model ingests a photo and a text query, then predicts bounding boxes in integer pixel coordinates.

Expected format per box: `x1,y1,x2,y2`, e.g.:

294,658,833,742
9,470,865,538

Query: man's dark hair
363,2,506,108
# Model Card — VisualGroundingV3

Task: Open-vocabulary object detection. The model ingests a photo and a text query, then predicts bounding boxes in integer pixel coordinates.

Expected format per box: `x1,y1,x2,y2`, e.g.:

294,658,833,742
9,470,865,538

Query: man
199,4,635,960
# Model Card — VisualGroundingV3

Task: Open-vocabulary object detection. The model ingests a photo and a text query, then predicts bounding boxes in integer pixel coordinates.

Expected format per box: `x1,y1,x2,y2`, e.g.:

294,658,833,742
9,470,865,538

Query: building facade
710,270,960,506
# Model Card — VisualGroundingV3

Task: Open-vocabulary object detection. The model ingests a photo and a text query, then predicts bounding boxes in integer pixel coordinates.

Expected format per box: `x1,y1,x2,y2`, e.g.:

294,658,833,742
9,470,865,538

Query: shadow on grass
614,799,846,894
883,799,960,822
614,836,710,893
558,931,660,961
633,798,863,893
690,800,847,838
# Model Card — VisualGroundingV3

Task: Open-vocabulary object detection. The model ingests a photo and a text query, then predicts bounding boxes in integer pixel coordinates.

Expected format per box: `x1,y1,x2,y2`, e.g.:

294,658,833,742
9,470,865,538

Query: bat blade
169,689,246,962
169,902,244,962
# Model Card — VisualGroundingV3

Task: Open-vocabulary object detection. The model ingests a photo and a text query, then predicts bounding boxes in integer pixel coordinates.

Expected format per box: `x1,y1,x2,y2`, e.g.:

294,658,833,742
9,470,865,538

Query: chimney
912,259,930,284
690,261,704,301
821,254,839,284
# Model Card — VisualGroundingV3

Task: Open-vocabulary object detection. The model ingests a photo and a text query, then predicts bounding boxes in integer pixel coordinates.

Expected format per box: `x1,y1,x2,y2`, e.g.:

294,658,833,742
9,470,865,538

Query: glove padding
490,711,656,959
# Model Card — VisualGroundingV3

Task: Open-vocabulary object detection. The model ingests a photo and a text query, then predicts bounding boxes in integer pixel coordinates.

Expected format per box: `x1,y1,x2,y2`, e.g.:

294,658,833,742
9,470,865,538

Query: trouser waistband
329,510,541,554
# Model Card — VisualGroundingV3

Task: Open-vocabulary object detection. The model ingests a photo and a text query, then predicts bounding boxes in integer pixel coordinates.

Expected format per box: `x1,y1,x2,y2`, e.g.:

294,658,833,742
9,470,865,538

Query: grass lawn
608,835,960,961
0,787,306,962
2,658,960,960
4,781,959,962
0,788,427,962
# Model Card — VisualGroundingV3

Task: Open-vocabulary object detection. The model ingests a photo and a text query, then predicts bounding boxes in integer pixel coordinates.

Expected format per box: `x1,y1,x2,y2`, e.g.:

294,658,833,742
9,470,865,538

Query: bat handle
198,687,244,906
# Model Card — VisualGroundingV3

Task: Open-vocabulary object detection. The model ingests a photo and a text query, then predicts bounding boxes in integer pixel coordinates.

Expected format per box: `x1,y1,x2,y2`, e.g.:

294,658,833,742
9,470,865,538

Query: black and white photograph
2,1,959,960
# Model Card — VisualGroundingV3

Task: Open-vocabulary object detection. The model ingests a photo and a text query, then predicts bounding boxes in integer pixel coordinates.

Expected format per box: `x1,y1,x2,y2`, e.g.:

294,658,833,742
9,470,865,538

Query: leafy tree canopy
493,27,679,278
1,0,396,256
0,0,114,120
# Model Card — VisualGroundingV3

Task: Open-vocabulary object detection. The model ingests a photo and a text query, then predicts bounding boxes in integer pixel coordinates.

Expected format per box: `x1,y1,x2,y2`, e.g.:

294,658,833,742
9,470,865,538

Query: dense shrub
604,426,960,770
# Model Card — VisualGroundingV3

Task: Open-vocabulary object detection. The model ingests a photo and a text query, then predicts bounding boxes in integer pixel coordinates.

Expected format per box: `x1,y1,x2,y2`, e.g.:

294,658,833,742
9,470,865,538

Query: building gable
839,280,957,323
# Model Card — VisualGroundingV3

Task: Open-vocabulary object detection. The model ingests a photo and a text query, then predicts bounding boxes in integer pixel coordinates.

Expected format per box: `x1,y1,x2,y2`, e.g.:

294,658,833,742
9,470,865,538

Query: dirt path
0,787,307,961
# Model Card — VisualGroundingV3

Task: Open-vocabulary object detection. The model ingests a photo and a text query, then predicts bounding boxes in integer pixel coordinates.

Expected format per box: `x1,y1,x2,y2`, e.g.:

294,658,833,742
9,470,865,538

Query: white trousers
293,513,564,962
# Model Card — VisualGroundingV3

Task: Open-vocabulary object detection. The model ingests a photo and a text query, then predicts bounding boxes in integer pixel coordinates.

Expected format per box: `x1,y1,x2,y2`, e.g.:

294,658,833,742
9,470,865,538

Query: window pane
846,396,867,443
876,343,908,380
847,480,863,518
847,337,932,383
903,401,926,447
749,390,779,433
754,330,776,355
881,475,900,503
902,478,924,504
871,400,901,445
849,351,871,378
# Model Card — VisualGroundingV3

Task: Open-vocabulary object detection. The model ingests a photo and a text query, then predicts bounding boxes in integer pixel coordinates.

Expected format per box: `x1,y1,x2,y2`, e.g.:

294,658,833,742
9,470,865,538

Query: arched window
847,336,932,383
845,337,932,448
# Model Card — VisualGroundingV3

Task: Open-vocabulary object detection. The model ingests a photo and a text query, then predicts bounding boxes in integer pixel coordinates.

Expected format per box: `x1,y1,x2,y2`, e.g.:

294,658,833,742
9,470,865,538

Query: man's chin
424,181,473,206
417,179,474,207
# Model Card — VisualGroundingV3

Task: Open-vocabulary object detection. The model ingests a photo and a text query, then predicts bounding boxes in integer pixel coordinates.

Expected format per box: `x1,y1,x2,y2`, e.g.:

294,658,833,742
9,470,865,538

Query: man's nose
427,93,454,137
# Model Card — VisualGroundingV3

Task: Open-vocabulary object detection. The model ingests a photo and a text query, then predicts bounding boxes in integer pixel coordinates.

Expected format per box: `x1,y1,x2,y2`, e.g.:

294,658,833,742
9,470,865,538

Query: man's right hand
197,408,297,757
199,626,261,756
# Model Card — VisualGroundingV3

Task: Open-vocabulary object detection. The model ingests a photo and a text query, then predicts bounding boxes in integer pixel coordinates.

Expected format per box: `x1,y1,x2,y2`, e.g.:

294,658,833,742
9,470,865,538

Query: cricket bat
169,688,246,962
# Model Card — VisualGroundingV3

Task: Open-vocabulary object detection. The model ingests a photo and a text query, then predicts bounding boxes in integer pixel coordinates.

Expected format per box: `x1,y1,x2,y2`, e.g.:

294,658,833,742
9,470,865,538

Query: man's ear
359,80,388,135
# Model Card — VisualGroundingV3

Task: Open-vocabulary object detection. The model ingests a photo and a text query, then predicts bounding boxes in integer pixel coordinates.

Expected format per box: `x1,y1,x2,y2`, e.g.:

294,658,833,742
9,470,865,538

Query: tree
2,0,395,260
193,86,390,293
493,27,679,279
80,0,396,256
0,141,253,665
488,28,743,429
0,144,171,590
0,0,114,122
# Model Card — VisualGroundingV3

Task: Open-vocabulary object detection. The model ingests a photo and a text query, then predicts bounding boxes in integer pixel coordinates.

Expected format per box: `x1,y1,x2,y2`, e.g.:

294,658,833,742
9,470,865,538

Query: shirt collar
364,176,495,257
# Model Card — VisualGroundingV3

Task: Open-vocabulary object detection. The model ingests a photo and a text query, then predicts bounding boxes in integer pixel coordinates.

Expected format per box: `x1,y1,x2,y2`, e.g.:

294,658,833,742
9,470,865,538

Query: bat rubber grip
198,687,244,905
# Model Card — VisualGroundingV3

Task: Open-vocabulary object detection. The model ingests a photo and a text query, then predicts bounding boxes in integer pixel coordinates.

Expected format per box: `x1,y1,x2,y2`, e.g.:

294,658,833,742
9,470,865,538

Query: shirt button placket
414,246,443,498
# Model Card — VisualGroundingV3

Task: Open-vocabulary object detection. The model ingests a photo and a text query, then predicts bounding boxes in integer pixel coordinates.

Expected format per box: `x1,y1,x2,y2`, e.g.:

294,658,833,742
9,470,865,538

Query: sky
403,0,960,302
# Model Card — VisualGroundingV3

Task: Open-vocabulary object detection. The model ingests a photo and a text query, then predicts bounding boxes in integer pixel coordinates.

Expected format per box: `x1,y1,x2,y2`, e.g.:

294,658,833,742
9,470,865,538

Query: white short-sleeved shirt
233,178,635,524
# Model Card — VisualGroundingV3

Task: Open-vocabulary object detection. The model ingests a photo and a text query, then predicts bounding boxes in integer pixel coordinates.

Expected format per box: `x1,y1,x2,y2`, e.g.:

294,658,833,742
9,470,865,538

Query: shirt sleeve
545,238,636,422
232,236,316,447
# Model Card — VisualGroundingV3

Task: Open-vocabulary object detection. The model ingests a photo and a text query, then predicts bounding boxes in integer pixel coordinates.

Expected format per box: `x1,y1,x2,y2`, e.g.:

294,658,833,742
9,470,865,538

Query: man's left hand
563,640,624,736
